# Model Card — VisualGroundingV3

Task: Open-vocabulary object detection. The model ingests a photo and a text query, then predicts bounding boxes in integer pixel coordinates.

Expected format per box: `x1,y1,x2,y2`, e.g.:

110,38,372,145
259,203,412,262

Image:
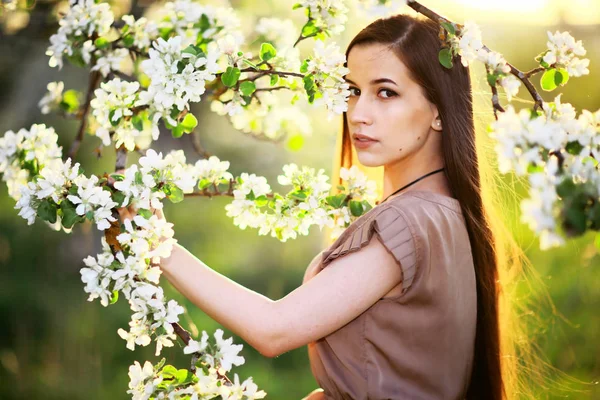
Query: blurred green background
0,0,598,399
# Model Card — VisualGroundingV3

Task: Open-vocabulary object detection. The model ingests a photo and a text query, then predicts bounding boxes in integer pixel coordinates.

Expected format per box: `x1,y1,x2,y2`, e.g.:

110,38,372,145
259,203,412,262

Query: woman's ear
430,108,442,132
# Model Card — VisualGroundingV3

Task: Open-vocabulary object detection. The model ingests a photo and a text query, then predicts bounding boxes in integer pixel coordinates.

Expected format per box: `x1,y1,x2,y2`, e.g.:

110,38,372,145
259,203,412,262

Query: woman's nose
348,97,373,126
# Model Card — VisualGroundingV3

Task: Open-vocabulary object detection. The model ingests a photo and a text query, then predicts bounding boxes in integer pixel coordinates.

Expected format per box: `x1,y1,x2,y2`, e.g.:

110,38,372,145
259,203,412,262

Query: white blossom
544,30,590,77
38,81,64,114
46,0,114,69
296,0,348,36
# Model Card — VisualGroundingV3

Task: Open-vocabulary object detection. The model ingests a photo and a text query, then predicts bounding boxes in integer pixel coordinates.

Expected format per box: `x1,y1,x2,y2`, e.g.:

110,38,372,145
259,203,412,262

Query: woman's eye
379,89,397,98
349,87,360,96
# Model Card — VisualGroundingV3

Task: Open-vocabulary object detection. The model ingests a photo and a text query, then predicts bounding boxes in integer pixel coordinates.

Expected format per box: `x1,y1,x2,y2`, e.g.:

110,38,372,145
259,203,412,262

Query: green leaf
292,3,303,9
301,20,319,37
137,208,153,219
176,369,196,384
349,200,364,217
221,66,241,87
60,89,80,113
564,206,587,235
110,173,125,181
110,290,119,305
300,59,309,74
255,195,269,207
161,365,178,379
122,34,135,48
60,200,81,229
527,164,544,174
259,43,277,62
108,109,121,127
112,190,126,207
182,45,198,57
270,74,279,86
180,113,198,133
440,21,455,35
438,48,453,69
198,178,212,190
135,171,144,185
540,69,558,91
239,81,256,96
555,68,569,86
165,184,184,203
94,37,110,49
362,200,373,213
131,114,144,131
565,141,584,156
289,190,307,201
38,199,58,224
556,179,576,198
199,14,210,32
85,210,94,221
486,73,498,87
286,134,304,152
172,125,185,138
326,194,347,209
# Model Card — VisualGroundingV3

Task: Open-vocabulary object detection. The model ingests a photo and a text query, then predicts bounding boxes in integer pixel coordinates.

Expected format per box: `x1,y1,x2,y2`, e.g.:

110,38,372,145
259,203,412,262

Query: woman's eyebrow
344,77,398,86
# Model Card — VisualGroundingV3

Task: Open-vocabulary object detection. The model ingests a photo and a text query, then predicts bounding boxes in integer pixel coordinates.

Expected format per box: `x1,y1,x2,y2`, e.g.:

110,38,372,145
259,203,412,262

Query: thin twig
189,131,212,159
67,70,102,160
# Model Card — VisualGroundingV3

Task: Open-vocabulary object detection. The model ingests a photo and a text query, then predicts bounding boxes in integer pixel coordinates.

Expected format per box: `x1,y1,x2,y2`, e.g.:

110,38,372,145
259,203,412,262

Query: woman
119,14,512,400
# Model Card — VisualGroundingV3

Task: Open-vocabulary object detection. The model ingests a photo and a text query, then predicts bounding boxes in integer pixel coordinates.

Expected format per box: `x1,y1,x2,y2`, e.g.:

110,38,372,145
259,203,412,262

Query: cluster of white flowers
224,163,378,241
138,36,221,125
0,124,63,201
520,159,565,250
356,0,408,17
543,30,590,77
91,78,146,150
489,95,600,249
114,149,198,211
305,40,351,118
160,0,244,48
92,48,130,77
121,14,159,51
117,282,183,356
38,81,65,115
195,155,234,187
211,91,312,140
297,0,348,36
46,0,114,69
128,330,266,399
448,21,522,101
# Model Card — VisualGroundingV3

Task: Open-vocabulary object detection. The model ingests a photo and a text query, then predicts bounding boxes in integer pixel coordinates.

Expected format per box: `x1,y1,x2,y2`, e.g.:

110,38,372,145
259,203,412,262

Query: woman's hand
301,388,326,400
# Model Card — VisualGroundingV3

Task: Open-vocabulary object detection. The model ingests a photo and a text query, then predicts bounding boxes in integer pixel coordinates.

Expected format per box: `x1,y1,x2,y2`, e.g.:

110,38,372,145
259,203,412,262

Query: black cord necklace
380,167,446,204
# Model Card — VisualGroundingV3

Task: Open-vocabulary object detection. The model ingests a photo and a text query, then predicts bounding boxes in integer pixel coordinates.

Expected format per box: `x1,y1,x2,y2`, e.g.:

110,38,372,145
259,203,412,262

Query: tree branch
406,0,545,111
67,70,102,160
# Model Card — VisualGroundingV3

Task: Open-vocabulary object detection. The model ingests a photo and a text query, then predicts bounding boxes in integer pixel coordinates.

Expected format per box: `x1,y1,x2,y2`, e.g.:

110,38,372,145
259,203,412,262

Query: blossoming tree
0,0,596,398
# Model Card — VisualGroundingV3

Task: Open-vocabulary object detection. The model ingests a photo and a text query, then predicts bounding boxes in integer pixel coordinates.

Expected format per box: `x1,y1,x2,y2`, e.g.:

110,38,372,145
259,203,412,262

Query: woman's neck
382,157,451,200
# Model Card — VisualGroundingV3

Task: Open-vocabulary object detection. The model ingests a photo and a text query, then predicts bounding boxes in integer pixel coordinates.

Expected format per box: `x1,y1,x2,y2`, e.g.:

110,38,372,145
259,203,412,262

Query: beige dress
302,190,477,400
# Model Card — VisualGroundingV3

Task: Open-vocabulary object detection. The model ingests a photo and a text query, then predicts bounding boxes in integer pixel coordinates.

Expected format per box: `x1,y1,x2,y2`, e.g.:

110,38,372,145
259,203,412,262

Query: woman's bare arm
159,235,402,358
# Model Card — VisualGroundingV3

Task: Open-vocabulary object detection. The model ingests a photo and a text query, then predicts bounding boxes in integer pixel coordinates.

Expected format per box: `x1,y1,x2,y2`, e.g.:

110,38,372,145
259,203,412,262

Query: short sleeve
321,205,418,295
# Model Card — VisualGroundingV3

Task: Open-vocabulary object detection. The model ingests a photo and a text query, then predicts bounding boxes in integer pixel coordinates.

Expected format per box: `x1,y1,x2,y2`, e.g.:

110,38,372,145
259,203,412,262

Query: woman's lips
352,135,378,149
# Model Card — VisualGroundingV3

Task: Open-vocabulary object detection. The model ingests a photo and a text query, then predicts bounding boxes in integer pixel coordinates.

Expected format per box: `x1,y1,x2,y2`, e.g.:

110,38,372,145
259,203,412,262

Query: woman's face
345,43,442,168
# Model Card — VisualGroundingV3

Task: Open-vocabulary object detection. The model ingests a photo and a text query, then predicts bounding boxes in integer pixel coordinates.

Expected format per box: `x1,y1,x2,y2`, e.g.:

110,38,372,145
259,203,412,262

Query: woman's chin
355,151,383,168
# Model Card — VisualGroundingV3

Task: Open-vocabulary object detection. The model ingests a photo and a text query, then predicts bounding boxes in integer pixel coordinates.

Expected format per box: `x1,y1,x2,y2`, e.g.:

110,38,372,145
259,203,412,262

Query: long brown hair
339,14,508,399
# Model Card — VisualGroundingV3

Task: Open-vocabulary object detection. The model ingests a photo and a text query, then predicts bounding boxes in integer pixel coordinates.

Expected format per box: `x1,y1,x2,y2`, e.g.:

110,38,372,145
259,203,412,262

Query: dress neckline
377,190,462,213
